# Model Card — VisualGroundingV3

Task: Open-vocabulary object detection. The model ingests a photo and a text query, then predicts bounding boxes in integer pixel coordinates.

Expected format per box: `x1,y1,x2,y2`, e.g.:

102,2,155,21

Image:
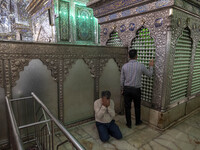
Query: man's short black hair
129,49,137,59
101,90,111,99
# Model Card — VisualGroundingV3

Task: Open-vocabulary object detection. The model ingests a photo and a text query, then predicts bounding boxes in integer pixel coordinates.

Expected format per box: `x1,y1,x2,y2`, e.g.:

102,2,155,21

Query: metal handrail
31,92,85,150
5,97,25,150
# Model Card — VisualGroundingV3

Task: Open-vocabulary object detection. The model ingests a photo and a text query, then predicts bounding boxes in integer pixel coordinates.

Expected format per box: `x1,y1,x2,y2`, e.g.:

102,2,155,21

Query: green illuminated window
170,28,192,102
131,27,155,103
106,31,123,47
191,41,200,95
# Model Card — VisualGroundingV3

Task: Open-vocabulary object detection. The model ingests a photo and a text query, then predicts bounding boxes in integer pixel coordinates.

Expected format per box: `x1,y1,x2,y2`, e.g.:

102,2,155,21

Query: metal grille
131,27,155,102
191,42,200,95
106,31,123,47
170,28,192,102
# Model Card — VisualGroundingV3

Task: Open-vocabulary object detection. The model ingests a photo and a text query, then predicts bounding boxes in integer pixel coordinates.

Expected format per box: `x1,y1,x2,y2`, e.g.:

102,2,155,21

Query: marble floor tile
154,136,180,150
182,114,200,129
174,122,200,139
79,137,138,150
125,127,160,148
109,139,137,150
141,141,169,150
60,111,200,150
68,126,91,139
80,122,100,140
154,129,197,150
139,143,152,150
114,121,138,137
195,145,200,150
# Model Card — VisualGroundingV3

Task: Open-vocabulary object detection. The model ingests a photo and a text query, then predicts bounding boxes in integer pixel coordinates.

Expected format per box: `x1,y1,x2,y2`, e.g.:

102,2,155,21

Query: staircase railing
6,96,24,150
6,92,85,150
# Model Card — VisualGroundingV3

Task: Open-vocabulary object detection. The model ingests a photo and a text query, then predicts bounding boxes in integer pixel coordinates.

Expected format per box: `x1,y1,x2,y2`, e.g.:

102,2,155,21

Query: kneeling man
94,90,122,142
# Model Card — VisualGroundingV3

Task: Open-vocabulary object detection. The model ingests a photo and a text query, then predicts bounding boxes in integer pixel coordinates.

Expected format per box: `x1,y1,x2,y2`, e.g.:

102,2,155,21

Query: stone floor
55,110,200,150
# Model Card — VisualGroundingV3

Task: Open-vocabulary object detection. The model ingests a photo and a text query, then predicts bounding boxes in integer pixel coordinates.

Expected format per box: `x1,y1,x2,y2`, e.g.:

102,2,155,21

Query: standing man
120,50,154,128
94,91,122,142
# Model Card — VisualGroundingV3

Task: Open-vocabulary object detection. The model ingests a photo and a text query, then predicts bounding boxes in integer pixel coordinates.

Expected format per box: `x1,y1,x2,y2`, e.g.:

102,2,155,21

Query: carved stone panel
0,60,3,88
83,58,96,76
0,41,127,128
4,60,11,98
63,59,94,124
114,57,128,72
10,59,30,87
99,59,121,112
63,59,77,80
40,58,59,81
0,88,7,148
100,58,109,76
12,59,58,118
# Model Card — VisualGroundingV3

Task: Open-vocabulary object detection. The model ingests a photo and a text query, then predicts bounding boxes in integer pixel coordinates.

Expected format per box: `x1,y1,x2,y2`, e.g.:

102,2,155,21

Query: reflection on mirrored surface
0,0,99,45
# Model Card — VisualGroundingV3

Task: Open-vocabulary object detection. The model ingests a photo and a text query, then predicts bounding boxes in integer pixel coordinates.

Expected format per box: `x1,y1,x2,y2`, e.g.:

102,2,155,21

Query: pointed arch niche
99,59,121,112
106,30,123,47
63,59,94,125
12,59,58,122
191,41,200,95
170,27,192,103
130,26,156,103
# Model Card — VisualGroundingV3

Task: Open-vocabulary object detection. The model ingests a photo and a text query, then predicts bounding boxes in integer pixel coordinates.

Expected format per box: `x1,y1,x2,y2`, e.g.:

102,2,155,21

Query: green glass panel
170,28,192,102
75,5,94,42
59,0,69,41
191,42,200,95
130,27,155,103
98,24,100,43
106,30,123,47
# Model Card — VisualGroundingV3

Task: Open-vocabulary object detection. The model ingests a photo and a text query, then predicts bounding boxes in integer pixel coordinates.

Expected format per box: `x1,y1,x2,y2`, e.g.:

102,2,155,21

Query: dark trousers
123,86,141,126
96,120,122,142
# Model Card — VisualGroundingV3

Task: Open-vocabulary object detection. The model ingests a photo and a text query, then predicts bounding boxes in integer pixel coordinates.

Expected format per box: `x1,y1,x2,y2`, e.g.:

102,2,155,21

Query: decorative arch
106,29,123,47
127,23,158,48
114,57,128,72
63,59,77,80
11,58,61,87
99,58,110,76
170,27,192,103
10,59,31,87
40,58,59,81
99,58,121,112
63,59,94,124
83,58,96,77
130,26,156,103
191,40,200,95
171,18,193,48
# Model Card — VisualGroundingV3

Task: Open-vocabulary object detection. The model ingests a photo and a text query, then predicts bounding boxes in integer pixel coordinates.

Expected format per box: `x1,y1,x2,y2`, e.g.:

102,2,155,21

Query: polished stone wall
64,59,94,124
0,87,7,148
12,59,58,117
99,59,121,112
0,41,127,148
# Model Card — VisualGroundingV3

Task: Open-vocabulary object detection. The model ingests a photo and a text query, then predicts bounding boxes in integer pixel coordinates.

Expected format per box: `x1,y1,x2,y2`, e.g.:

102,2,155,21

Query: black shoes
135,120,143,126
126,120,143,128
126,123,132,128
